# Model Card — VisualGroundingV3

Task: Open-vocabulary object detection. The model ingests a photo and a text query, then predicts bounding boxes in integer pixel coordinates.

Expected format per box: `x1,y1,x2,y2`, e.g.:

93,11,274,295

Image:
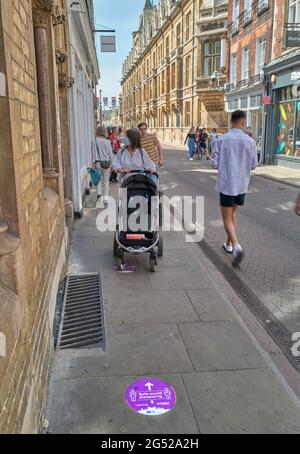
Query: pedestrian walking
92,126,114,208
200,127,210,160
210,128,219,153
184,127,196,161
138,122,164,168
211,110,258,266
195,127,202,159
109,127,121,183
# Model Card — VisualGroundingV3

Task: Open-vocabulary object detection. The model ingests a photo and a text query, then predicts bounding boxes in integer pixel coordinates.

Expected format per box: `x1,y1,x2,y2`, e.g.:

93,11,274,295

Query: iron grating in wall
57,273,106,350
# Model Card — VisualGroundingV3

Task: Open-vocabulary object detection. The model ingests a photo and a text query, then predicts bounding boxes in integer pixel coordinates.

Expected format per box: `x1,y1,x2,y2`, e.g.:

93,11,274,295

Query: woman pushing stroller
112,129,162,272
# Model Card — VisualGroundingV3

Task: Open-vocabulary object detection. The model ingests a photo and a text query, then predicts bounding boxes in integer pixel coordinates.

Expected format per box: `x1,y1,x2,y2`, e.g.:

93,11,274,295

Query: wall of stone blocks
0,0,67,433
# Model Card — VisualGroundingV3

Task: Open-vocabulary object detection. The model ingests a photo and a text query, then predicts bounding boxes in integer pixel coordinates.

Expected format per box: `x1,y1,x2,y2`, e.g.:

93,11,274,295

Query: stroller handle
128,169,159,178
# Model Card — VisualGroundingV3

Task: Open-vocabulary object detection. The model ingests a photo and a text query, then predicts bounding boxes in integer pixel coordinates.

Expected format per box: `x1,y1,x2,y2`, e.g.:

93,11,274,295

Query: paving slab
148,267,215,291
137,248,199,270
179,321,267,371
183,369,300,434
53,324,194,381
47,375,199,434
106,290,199,325
187,289,235,322
69,249,116,273
163,232,187,250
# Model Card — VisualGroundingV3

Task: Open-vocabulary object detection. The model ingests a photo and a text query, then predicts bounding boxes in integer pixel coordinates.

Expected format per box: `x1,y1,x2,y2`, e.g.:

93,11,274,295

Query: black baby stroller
113,170,163,272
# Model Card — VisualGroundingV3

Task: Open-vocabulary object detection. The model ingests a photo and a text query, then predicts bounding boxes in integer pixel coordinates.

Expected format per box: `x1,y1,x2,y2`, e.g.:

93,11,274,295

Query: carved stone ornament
56,48,68,65
32,0,55,28
59,74,75,90
52,5,66,26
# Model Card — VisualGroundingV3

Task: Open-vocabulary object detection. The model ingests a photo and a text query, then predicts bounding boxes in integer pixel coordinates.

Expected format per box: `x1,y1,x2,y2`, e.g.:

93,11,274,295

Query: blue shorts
220,193,246,208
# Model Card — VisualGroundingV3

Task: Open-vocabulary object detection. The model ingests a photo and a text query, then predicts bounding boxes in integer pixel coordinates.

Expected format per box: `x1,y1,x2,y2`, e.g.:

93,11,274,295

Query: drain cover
57,273,106,350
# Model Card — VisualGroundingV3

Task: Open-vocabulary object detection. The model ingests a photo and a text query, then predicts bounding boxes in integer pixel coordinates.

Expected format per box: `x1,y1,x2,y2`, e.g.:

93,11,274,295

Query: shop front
264,50,300,169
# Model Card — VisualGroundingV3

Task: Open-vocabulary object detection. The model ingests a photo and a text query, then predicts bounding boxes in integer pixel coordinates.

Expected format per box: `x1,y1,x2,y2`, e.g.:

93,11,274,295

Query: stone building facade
120,0,228,145
0,0,98,433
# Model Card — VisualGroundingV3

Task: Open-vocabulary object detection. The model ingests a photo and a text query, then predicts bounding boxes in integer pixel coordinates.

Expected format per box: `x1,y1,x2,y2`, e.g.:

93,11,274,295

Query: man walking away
92,126,114,208
138,123,164,168
211,110,258,266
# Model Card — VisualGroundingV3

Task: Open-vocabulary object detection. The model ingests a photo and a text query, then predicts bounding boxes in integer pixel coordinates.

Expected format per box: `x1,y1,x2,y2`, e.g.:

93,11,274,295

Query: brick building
0,0,98,433
224,0,274,154
263,0,300,168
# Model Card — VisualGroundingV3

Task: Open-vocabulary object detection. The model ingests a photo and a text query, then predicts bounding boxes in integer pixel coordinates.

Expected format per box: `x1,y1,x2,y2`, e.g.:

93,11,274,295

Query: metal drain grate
57,273,106,350
199,240,300,371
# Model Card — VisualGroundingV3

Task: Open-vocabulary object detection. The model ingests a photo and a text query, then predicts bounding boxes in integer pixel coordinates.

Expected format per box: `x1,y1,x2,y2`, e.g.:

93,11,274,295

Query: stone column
32,0,57,177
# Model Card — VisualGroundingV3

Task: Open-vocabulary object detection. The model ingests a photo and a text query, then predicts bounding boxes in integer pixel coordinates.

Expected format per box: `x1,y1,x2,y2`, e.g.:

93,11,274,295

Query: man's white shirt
211,128,258,196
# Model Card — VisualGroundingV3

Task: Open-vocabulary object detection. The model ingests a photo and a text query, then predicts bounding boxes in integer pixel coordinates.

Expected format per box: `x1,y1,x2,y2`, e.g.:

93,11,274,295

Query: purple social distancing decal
125,378,176,416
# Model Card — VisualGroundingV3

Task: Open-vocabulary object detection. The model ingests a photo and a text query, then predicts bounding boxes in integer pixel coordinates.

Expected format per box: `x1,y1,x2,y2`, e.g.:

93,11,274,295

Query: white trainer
232,244,244,267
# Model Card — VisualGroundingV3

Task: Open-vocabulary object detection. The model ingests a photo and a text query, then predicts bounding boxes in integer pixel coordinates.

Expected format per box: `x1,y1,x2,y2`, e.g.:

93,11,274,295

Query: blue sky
94,0,151,105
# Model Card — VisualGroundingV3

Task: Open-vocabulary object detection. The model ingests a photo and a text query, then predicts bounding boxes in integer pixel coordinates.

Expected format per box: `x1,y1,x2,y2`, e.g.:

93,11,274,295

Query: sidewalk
252,165,300,188
45,189,300,434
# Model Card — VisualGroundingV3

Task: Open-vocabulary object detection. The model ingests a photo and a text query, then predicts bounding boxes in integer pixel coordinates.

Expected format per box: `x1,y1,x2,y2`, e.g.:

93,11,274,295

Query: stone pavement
44,189,300,434
253,166,300,188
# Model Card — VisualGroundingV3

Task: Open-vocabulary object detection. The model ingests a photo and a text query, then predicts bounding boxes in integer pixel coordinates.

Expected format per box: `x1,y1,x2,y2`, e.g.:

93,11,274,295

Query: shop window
277,101,300,157
203,41,221,77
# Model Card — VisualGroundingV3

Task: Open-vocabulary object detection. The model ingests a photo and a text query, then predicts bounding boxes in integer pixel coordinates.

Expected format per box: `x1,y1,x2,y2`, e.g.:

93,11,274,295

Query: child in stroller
112,129,163,272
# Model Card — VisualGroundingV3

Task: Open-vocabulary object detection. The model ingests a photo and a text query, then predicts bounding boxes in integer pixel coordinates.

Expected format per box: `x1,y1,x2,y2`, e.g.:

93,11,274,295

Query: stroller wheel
149,253,157,273
157,233,163,257
117,251,126,271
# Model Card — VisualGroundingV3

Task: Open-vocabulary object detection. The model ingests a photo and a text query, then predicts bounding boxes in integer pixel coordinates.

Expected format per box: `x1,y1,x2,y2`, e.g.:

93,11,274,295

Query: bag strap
95,139,101,161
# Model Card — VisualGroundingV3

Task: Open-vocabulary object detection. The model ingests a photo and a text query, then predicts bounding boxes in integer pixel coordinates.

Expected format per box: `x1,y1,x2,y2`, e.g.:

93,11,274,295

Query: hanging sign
100,36,116,53
262,96,271,105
